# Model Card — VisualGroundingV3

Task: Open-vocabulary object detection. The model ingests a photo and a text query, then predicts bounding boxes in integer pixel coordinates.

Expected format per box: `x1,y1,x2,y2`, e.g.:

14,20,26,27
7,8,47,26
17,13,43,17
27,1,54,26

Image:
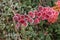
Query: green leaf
46,35,51,40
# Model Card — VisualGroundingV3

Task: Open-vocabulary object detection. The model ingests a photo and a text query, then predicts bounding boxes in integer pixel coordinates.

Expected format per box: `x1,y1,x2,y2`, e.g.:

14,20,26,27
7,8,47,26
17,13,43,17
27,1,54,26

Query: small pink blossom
38,6,43,11
13,14,20,21
22,22,28,27
37,12,42,18
41,12,47,20
33,10,38,17
28,17,34,24
28,11,35,18
18,19,28,27
18,19,25,24
34,18,40,25
25,15,31,22
20,15,25,19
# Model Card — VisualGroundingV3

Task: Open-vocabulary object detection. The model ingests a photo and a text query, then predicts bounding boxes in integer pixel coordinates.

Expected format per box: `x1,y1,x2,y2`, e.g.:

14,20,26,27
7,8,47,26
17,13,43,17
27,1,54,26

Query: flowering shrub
13,6,59,28
0,0,60,40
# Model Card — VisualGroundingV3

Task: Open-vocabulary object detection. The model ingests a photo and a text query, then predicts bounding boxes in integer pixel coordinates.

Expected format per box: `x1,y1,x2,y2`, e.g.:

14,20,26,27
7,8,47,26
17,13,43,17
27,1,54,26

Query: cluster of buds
13,6,59,29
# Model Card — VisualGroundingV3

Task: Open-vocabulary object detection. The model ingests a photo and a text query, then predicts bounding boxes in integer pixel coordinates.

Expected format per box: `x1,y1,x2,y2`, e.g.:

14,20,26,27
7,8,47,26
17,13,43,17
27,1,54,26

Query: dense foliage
0,0,60,40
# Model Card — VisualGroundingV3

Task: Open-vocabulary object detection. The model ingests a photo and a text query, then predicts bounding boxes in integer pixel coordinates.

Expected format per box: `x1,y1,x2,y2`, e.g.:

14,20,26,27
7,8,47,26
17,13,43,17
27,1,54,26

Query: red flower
41,12,47,20
18,19,25,24
22,22,28,27
18,19,28,27
37,12,42,18
38,6,43,11
28,17,34,24
34,18,40,24
13,14,20,21
20,15,25,19
33,10,38,17
28,11,35,18
25,15,30,22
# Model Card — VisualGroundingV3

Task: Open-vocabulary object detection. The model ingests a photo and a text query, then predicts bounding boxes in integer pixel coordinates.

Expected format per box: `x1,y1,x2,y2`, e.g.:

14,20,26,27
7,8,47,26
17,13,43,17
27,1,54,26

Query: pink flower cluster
38,6,59,23
13,6,59,28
